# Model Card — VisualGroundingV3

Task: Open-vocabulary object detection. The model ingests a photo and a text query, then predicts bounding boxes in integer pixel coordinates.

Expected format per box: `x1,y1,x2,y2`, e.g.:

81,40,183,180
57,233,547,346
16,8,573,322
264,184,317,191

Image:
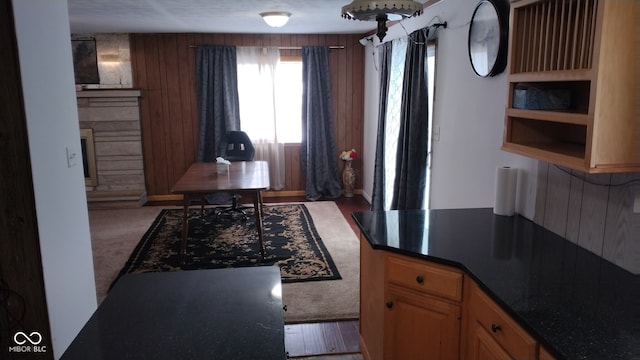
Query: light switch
66,145,78,168
432,126,440,142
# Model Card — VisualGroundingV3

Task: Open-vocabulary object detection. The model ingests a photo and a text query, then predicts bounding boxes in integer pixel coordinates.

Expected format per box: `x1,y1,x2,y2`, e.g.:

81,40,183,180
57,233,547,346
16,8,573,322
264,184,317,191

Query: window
424,43,436,209
236,48,300,191
237,52,302,144
383,37,408,209
273,59,302,143
383,39,437,210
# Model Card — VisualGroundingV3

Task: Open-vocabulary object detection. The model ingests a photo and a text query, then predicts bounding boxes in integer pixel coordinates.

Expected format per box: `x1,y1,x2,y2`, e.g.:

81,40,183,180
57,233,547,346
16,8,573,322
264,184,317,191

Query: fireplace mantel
77,89,146,208
76,89,141,98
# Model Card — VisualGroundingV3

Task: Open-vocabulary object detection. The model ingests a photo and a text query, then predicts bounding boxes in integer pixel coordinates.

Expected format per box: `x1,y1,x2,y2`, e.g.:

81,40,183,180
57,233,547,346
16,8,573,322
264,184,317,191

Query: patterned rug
114,204,341,285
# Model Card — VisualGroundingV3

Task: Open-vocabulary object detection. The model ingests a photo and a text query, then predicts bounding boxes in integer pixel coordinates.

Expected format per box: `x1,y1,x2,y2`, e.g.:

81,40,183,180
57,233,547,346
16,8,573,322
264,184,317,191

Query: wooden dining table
171,161,270,262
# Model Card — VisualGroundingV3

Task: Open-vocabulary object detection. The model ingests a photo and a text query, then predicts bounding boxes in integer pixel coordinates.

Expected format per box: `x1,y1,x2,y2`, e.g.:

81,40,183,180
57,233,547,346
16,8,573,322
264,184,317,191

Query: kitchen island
61,267,286,359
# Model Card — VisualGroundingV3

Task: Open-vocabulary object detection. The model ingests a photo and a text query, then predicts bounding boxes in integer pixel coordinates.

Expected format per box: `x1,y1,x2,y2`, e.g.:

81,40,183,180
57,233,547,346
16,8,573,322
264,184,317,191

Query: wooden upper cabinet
502,0,640,173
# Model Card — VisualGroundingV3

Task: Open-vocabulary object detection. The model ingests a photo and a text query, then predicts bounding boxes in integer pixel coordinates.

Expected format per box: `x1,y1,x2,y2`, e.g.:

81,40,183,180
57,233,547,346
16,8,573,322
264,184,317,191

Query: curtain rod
188,45,345,50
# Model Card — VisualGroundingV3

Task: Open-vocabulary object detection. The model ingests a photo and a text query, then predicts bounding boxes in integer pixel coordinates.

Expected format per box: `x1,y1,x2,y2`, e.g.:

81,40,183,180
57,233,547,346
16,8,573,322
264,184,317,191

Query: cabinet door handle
386,301,394,309
491,323,501,333
416,275,424,284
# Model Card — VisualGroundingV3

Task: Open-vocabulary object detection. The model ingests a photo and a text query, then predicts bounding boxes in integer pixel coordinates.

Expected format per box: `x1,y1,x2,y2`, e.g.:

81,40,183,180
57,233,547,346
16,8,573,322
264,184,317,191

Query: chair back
223,131,255,161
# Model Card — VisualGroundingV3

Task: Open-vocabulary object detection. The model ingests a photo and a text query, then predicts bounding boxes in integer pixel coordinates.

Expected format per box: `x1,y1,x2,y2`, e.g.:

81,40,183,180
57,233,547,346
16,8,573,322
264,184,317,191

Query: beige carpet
89,201,360,323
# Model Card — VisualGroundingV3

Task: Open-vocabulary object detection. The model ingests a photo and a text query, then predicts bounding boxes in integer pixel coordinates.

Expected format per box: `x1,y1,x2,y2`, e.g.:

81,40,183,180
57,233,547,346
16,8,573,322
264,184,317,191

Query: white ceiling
67,0,383,35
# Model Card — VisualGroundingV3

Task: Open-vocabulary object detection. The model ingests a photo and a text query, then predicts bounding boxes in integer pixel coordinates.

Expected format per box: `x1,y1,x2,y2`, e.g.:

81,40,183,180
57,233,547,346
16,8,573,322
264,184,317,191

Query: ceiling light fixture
342,0,424,41
260,12,291,28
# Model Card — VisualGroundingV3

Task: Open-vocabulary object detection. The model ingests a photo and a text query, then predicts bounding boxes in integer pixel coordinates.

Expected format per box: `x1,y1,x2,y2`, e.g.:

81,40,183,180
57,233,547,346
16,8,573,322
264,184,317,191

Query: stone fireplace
76,89,146,208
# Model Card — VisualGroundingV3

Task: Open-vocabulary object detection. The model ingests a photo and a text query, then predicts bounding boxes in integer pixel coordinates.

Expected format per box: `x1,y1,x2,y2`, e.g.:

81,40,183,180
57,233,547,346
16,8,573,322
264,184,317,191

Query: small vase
342,160,355,198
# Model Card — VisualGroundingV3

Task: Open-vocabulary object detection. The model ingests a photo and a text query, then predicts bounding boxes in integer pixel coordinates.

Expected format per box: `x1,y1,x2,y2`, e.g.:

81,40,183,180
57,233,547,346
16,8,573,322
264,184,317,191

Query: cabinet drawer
467,282,536,360
385,254,463,302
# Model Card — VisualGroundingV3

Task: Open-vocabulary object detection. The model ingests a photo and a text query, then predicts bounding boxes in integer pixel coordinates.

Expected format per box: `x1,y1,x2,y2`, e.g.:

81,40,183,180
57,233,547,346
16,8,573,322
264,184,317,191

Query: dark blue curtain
195,45,241,162
391,29,430,210
371,41,394,211
301,46,341,201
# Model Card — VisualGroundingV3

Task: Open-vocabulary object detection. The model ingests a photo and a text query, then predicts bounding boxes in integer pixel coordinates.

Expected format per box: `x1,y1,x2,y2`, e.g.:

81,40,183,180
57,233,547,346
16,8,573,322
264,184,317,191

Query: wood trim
147,189,364,202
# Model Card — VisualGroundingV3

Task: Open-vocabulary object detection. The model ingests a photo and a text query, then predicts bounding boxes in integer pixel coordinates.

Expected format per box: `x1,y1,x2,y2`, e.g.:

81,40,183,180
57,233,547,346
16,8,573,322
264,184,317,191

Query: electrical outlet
66,145,78,168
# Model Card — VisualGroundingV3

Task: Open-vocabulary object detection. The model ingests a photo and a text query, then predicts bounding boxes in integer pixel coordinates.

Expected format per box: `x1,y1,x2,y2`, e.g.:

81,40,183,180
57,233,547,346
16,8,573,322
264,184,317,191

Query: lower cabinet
465,322,513,360
359,240,554,360
384,253,463,360
384,284,461,360
462,280,537,360
359,242,464,360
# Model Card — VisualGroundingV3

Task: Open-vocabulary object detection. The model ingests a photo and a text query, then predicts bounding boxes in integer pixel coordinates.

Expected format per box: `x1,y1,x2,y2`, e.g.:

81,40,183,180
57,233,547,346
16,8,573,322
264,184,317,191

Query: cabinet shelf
502,142,585,169
502,0,640,173
505,116,586,162
509,69,592,83
506,109,588,126
510,80,590,114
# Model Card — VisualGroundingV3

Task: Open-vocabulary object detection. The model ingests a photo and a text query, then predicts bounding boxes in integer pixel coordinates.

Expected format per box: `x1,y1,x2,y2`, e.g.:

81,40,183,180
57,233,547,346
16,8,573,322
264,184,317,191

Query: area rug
114,204,342,285
91,201,360,323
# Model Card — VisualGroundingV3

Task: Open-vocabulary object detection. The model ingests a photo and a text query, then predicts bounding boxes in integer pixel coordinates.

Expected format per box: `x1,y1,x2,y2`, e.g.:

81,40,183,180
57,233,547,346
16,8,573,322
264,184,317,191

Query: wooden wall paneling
565,169,585,244
333,35,346,150
534,161,549,224
158,32,172,189
174,34,192,167
602,174,640,273
141,34,171,195
576,173,611,255
330,35,346,187
353,37,365,187
161,34,187,181
535,160,640,274
352,52,362,186
346,35,365,188
131,33,366,197
175,34,193,169
542,165,571,237
131,34,158,196
296,143,303,191
152,34,171,189
184,33,199,163
342,34,353,151
160,34,180,185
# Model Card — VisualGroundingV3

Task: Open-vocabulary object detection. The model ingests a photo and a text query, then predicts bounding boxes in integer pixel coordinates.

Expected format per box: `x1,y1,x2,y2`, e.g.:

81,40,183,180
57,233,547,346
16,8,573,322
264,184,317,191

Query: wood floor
263,195,371,236
285,320,362,358
265,195,369,359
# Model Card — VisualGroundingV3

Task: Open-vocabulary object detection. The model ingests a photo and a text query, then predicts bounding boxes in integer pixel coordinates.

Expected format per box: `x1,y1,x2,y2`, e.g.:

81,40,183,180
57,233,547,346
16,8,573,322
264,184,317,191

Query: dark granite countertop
61,267,286,360
352,208,640,360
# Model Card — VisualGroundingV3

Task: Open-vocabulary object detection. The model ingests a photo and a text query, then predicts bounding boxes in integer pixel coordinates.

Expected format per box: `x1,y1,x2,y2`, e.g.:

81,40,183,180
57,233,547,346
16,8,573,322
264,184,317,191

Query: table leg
181,196,190,264
254,190,265,259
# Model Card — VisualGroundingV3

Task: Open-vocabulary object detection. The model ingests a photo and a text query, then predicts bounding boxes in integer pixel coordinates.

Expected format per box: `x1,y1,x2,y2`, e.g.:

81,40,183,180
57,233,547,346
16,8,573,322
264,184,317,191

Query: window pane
238,62,276,141
384,37,408,209
238,60,302,144
274,61,302,143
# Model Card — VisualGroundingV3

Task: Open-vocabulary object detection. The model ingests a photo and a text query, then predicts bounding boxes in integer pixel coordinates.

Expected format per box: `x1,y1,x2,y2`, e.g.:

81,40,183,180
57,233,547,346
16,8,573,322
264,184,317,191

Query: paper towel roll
493,166,518,216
